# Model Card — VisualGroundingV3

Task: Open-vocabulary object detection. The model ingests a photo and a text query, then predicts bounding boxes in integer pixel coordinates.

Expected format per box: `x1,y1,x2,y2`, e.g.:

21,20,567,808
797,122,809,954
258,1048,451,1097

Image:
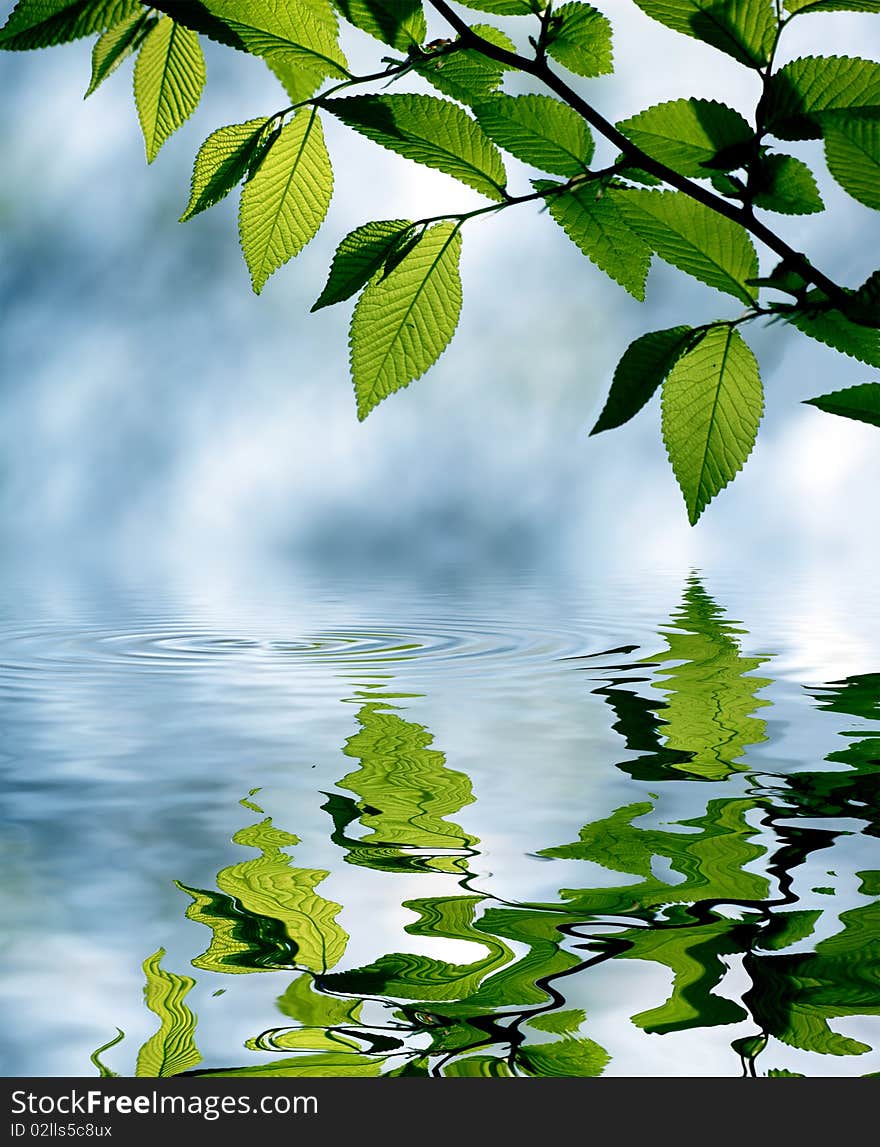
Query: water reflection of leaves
101,579,880,1078
135,949,201,1078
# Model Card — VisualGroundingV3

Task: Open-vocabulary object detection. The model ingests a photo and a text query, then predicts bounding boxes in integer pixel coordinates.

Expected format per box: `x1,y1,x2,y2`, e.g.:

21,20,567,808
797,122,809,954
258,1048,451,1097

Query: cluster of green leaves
3,0,880,520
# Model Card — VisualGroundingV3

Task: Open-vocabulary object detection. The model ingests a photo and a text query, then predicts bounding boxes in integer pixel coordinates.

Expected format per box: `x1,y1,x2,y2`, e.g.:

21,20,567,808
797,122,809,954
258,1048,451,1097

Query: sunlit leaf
618,98,754,178
181,117,269,221
518,1036,610,1076
591,325,698,434
349,223,463,421
239,109,333,294
766,55,880,140
752,153,823,214
134,17,205,163
332,0,425,49
545,2,614,78
824,115,880,210
313,220,415,311
0,0,139,50
473,94,593,177
662,324,763,522
632,0,776,67
324,94,508,201
86,9,151,96
414,26,515,106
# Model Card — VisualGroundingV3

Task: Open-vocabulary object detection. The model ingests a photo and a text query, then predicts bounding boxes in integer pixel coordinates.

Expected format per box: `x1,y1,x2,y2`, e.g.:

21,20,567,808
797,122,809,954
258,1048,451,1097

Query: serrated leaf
414,26,515,106
753,153,824,214
135,950,201,1078
239,109,333,294
766,56,880,140
545,182,652,300
186,0,348,86
786,1,880,12
0,0,138,50
350,222,463,419
473,94,593,177
617,98,754,178
616,189,758,304
823,115,880,210
591,325,699,434
181,117,269,222
632,0,776,67
85,9,150,97
662,325,763,524
453,0,537,12
785,304,880,365
527,1008,587,1034
332,0,425,49
805,382,880,427
324,94,508,201
312,219,414,311
134,17,206,163
545,3,614,78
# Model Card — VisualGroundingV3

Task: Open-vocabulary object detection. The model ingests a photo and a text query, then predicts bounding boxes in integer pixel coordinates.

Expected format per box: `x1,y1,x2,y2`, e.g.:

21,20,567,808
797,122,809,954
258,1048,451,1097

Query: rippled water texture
2,571,878,1077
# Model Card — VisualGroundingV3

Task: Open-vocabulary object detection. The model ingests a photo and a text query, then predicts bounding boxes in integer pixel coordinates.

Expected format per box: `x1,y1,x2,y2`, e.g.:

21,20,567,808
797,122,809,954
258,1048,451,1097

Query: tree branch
425,0,849,308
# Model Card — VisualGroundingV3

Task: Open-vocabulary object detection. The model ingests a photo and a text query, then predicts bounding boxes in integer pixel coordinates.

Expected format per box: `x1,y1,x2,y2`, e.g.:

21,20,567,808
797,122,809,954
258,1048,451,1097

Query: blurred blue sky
1,3,879,588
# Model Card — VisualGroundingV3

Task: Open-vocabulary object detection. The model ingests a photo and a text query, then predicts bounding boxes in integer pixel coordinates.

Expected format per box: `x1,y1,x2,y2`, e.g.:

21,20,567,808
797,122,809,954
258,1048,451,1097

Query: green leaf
824,115,880,210
804,382,880,428
616,189,758,304
752,153,824,214
591,326,698,434
518,1037,610,1077
134,17,206,163
86,9,152,96
89,1028,124,1078
324,94,508,201
239,108,333,294
413,26,515,107
453,0,537,13
632,0,776,67
617,98,754,178
331,0,426,49
756,910,823,951
786,1,880,12
442,1056,515,1077
135,950,201,1078
785,303,880,366
545,182,653,300
199,0,347,84
473,94,593,177
662,325,763,524
350,222,463,420
766,56,880,140
181,117,270,221
0,0,139,50
545,2,614,78
312,220,415,311
276,973,362,1027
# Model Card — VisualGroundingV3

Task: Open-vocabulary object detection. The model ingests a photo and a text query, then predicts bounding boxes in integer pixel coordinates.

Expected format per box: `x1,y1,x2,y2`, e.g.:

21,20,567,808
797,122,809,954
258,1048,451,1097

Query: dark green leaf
786,303,880,365
617,98,754,178
824,115,880,210
0,0,138,50
616,189,758,304
85,9,151,97
473,94,593,177
239,109,333,294
662,325,763,524
414,26,516,107
752,153,824,214
312,220,415,311
453,0,537,13
350,222,463,420
324,94,508,201
765,55,880,140
804,382,880,428
544,182,653,300
331,0,425,50
545,2,614,78
134,17,206,164
786,1,880,12
591,326,699,434
181,118,270,222
632,0,776,68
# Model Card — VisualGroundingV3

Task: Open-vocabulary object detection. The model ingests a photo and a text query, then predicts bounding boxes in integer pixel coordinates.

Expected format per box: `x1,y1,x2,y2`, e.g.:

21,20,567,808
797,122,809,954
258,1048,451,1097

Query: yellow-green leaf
239,109,333,294
135,949,201,1077
134,17,206,163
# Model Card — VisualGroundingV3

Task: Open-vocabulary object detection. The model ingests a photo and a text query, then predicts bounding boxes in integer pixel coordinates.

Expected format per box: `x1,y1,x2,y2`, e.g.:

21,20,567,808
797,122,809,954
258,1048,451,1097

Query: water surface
2,569,878,1077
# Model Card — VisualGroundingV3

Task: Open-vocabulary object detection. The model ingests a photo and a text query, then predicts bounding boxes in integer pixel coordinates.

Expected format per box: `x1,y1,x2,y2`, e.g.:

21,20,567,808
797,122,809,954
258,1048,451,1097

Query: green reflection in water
97,577,880,1078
